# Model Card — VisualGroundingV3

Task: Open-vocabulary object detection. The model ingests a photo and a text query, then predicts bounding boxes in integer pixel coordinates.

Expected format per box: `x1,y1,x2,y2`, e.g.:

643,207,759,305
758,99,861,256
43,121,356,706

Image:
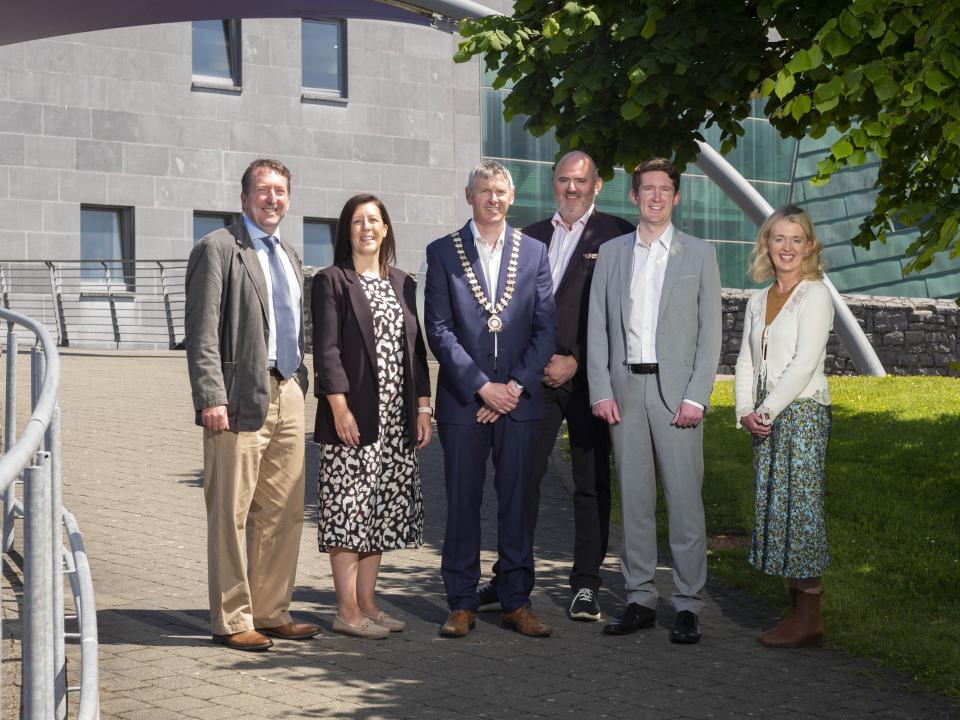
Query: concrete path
3,350,958,719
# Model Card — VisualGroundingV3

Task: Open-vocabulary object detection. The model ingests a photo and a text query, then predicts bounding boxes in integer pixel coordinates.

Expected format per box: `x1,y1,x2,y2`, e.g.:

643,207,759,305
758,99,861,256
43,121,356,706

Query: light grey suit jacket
587,228,722,412
185,221,308,432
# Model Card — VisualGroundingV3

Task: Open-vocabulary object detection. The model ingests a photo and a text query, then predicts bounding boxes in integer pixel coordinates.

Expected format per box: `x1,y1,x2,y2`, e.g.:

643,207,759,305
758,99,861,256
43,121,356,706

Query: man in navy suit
425,159,557,638
477,151,634,622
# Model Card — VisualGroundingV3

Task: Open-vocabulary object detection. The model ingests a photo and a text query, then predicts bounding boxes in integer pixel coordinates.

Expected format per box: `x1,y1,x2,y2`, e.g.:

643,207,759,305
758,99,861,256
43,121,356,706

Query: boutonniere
669,245,683,257
582,252,598,260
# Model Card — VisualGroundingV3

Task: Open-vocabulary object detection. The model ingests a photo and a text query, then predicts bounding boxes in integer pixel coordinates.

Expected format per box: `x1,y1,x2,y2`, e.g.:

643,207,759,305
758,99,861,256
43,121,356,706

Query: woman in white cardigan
734,205,834,649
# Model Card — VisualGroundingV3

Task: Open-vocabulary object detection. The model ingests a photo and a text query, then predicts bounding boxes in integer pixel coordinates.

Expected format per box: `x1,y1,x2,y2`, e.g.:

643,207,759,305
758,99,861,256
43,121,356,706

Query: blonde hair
748,205,825,283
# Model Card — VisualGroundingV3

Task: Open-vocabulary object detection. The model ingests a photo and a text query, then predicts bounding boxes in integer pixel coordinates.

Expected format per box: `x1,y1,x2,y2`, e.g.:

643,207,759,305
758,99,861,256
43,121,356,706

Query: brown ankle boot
760,590,823,648
758,586,799,642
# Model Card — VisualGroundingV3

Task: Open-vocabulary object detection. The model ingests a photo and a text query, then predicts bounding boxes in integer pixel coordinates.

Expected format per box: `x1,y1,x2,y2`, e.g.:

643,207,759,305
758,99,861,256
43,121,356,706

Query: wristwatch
510,378,524,393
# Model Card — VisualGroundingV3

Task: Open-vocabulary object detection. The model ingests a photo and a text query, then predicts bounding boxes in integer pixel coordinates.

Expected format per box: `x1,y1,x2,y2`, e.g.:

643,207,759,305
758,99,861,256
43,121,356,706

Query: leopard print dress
317,274,424,552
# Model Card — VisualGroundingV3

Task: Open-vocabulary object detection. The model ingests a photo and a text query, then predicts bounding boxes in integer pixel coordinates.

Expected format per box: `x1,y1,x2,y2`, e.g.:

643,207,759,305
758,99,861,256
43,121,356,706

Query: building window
193,212,239,243
302,19,346,100
80,206,135,291
303,219,336,267
192,20,242,90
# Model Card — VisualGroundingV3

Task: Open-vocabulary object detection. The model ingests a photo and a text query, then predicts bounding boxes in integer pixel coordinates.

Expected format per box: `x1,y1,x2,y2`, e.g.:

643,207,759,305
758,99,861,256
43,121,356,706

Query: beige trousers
203,375,305,635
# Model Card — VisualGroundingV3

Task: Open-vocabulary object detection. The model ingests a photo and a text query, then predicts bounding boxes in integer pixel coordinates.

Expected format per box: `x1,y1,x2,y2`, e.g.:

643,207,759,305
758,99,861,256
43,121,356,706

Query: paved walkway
3,350,958,719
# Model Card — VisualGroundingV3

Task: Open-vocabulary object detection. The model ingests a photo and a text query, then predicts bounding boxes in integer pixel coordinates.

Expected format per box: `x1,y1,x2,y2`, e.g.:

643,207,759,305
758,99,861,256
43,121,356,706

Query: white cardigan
734,279,834,427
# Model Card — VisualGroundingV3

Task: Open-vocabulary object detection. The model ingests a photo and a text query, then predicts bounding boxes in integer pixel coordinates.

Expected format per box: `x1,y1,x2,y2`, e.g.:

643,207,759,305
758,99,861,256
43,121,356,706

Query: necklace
451,228,521,334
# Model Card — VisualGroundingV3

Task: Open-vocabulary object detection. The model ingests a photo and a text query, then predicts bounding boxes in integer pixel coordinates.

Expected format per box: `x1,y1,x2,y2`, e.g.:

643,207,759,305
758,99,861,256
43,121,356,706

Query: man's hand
543,354,578,388
477,382,519,415
201,404,230,431
671,402,704,429
476,406,502,424
592,399,621,425
740,412,772,438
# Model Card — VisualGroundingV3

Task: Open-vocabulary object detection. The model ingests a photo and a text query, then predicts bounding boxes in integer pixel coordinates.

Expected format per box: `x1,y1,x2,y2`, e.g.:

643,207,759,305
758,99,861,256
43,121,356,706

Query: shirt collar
244,215,280,244
635,223,673,252
552,204,595,232
469,219,505,251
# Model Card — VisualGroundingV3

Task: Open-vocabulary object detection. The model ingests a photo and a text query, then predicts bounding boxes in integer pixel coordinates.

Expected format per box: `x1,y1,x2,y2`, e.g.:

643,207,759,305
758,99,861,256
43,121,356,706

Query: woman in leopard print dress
312,194,432,639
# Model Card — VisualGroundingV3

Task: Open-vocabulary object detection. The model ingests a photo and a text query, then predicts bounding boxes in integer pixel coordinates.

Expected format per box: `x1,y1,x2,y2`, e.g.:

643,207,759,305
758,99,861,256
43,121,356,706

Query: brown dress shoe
501,607,553,637
439,609,476,638
760,591,824,648
258,622,321,640
213,629,273,651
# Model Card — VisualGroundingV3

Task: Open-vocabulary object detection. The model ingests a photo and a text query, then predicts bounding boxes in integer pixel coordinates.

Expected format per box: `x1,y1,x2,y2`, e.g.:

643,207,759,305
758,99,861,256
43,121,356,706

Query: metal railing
0,260,187,350
1,309,99,719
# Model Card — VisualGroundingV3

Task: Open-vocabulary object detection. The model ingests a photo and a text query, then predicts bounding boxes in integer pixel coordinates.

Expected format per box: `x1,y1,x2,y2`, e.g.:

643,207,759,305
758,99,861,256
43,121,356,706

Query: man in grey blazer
587,157,721,644
185,159,319,652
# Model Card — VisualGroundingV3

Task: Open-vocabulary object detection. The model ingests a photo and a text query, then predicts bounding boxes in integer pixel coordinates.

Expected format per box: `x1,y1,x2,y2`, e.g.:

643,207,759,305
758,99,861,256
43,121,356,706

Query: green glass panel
482,88,558,163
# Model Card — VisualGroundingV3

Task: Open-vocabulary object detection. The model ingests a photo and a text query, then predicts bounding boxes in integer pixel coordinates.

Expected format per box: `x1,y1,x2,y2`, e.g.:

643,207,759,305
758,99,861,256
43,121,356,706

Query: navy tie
265,236,299,379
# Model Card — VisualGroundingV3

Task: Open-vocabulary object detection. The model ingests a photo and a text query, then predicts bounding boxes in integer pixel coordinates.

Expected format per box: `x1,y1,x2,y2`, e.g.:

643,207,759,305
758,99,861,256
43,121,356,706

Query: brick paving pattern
2,349,957,719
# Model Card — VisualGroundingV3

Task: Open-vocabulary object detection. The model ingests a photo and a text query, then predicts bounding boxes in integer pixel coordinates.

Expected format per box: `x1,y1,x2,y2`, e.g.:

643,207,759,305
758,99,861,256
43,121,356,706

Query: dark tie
265,236,299,378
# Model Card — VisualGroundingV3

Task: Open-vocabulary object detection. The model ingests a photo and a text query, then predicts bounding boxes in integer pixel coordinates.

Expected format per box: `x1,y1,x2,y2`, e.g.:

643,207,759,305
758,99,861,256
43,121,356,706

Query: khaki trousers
203,375,305,635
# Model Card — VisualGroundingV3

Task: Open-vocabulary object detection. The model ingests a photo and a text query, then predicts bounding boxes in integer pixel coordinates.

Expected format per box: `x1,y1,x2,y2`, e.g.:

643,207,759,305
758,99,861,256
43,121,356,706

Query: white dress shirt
627,224,672,364
244,216,302,369
548,205,594,292
470,219,505,301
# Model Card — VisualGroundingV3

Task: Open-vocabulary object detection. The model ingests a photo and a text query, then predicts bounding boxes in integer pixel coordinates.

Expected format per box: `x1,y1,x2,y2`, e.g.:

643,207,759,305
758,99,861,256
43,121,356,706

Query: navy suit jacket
424,221,556,425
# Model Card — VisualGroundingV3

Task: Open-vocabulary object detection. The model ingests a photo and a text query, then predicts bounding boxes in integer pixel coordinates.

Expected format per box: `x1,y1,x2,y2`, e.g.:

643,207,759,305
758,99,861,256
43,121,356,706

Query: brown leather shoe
258,622,321,640
439,609,476,638
213,629,273,651
501,607,553,637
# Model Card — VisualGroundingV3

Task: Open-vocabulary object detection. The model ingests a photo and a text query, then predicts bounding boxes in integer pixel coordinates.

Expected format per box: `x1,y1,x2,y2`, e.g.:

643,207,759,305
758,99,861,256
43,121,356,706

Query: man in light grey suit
186,159,319,652
587,157,721,644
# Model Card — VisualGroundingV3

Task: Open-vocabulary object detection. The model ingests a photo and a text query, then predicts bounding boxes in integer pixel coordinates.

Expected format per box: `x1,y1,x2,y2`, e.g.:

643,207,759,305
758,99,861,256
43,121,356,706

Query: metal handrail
1,307,99,720
0,309,59,493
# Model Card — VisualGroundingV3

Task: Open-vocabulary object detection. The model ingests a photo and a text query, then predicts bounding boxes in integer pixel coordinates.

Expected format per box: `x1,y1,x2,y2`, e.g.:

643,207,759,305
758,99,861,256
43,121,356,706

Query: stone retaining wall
720,290,959,376
305,270,960,377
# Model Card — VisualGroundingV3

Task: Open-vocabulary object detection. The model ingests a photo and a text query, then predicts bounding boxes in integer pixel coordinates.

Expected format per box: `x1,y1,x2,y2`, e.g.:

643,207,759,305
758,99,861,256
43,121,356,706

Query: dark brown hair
631,157,681,194
334,194,397,278
241,159,292,195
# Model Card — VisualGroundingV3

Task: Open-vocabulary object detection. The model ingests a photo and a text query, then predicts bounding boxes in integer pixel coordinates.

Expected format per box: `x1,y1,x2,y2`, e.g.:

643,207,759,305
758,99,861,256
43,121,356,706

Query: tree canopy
455,0,960,275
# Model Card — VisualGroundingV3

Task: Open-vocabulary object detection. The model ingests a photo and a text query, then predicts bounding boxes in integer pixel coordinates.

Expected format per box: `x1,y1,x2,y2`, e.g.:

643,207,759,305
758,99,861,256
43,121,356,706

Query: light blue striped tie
265,236,299,379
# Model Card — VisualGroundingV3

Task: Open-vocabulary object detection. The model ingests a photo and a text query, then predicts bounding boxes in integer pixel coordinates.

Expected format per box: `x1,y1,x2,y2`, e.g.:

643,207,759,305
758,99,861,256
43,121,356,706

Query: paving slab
1,348,958,719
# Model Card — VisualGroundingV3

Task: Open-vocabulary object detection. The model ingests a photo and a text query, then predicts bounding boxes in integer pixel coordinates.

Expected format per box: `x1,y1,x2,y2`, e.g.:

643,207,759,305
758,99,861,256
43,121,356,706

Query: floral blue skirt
750,380,831,578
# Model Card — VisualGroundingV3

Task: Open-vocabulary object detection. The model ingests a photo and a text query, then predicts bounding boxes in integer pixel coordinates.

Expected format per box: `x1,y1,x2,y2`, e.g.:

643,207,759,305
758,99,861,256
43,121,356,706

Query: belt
269,367,288,381
627,363,659,374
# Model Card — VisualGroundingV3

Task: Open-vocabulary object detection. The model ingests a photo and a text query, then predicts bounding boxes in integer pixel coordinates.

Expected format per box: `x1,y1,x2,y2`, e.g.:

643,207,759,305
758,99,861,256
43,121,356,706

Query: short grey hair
466,159,514,193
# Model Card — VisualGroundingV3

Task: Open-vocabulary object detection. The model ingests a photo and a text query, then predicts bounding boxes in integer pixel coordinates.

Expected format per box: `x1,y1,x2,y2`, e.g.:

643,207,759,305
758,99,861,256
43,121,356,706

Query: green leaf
572,87,592,106
583,10,601,27
640,14,658,40
815,96,840,113
839,10,860,38
863,61,887,84
814,76,844,103
873,76,900,100
792,94,812,120
759,78,776,97
924,69,952,93
774,71,796,99
628,65,648,85
866,17,886,39
542,16,560,38
807,45,824,70
863,120,886,137
878,29,898,53
786,49,812,74
620,98,643,121
831,137,854,159
943,54,960,80
823,29,852,58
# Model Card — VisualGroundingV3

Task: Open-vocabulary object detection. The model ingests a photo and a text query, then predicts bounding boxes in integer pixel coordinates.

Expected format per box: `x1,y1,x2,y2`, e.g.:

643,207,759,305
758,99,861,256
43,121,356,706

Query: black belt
627,363,659,374
269,367,288,381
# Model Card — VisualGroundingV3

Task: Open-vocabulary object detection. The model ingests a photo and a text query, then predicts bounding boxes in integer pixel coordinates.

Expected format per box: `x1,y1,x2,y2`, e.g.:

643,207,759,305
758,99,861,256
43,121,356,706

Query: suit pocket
222,361,238,407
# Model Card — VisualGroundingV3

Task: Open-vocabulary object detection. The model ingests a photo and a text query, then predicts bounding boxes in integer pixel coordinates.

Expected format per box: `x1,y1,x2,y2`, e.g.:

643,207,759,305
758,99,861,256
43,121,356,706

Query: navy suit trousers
438,418,538,613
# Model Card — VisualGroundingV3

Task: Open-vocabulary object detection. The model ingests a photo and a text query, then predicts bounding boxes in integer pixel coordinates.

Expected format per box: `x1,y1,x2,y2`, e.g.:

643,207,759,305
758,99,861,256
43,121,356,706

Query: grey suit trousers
609,373,706,614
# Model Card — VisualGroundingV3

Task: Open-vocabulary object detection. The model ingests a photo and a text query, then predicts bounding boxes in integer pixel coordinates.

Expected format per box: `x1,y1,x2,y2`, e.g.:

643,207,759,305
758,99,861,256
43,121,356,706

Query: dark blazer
311,262,430,447
424,221,556,425
523,211,634,392
185,221,308,432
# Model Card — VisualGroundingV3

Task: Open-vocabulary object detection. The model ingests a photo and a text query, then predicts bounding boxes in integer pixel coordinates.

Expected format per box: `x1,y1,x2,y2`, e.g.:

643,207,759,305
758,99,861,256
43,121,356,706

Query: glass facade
193,212,236,243
192,20,240,86
482,75,960,297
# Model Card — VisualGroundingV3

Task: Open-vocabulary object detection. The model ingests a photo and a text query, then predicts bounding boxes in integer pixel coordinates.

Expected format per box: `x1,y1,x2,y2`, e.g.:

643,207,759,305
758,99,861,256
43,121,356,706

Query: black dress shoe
602,603,656,636
670,610,701,644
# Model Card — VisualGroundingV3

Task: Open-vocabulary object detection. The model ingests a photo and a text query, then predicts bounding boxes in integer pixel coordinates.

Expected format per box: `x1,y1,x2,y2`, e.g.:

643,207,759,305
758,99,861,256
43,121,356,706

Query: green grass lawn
701,376,960,699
